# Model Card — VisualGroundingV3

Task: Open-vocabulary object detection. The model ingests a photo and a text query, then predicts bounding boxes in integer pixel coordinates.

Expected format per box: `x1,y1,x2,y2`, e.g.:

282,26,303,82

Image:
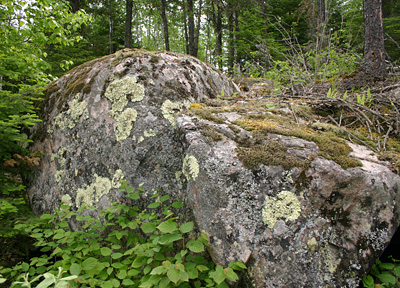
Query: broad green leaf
151,265,167,275
100,247,112,256
122,279,135,286
377,272,397,284
159,233,182,244
211,265,226,284
167,268,180,284
148,202,161,209
228,261,247,270
102,280,114,288
159,277,170,288
180,222,194,234
141,222,156,234
362,275,374,288
196,265,209,272
117,269,127,279
224,267,238,281
36,277,55,288
157,220,178,234
111,278,120,287
378,262,395,270
82,257,99,271
70,263,81,275
171,201,184,208
160,195,170,202
112,252,123,260
187,240,205,253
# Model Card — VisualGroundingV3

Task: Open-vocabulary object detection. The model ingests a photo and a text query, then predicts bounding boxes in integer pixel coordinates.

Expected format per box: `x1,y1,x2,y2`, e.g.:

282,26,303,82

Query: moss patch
237,141,306,171
201,126,223,143
189,108,225,124
235,117,361,169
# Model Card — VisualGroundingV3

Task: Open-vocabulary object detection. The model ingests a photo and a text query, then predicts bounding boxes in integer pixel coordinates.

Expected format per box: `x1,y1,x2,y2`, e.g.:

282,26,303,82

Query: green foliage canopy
0,0,88,193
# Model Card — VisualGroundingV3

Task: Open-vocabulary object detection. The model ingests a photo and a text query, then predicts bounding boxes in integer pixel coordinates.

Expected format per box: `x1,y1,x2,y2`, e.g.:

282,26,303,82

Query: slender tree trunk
193,0,203,57
317,0,325,25
216,2,223,69
108,0,114,54
125,0,133,48
184,7,189,54
234,10,241,73
187,0,196,56
363,0,387,80
160,0,170,51
259,0,268,35
227,7,235,74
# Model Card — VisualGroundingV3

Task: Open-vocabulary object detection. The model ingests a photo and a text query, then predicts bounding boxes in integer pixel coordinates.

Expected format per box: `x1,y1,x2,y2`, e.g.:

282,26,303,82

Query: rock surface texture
29,49,400,287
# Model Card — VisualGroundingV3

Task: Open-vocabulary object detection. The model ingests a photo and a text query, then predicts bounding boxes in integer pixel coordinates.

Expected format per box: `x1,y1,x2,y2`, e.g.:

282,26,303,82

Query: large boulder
29,49,400,287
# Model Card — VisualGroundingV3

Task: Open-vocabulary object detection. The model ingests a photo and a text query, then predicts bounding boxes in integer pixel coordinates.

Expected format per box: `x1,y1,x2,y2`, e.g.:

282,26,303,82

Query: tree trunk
187,0,196,56
125,0,133,48
317,0,325,25
160,0,170,51
363,0,387,80
259,0,268,35
194,0,203,57
108,0,114,54
227,6,234,74
216,2,223,69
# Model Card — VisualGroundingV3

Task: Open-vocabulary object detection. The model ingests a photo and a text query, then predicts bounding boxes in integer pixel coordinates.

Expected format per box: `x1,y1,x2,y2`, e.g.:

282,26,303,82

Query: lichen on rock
262,190,301,228
115,108,138,141
47,94,88,133
105,76,145,118
182,155,199,181
161,100,190,128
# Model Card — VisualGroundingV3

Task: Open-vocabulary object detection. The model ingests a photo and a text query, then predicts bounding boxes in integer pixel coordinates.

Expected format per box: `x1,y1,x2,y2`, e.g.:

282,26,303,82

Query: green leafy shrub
1,182,246,287
363,258,400,288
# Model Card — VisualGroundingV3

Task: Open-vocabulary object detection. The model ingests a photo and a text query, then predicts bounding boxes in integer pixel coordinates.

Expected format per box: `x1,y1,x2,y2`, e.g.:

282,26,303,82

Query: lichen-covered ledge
28,49,400,287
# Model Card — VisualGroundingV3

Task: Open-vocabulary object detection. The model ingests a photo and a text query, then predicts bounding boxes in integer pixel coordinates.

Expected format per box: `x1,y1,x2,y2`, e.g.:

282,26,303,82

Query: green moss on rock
237,141,306,171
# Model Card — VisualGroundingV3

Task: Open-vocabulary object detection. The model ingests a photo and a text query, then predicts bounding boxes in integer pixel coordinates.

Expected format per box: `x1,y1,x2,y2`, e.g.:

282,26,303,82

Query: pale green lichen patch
47,95,88,133
51,146,69,167
105,77,145,118
111,169,124,188
161,100,191,128
75,174,112,208
262,190,301,228
55,170,65,184
61,194,73,206
144,129,156,137
182,155,200,181
68,96,88,121
75,170,125,208
115,108,138,141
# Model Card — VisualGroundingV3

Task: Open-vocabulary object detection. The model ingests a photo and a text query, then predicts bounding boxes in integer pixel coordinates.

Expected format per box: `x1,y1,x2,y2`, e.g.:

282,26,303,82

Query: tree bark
187,0,196,56
193,0,203,57
160,0,170,51
216,2,223,69
363,0,387,80
108,0,114,54
227,3,235,74
125,0,133,48
317,0,325,25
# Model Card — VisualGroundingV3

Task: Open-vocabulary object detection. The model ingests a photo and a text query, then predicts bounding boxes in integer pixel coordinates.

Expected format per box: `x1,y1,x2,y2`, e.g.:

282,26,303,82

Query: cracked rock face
29,49,400,287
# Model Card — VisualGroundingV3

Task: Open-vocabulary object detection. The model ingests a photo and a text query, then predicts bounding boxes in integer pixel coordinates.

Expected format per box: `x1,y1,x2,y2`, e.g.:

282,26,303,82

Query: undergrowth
0,181,246,288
